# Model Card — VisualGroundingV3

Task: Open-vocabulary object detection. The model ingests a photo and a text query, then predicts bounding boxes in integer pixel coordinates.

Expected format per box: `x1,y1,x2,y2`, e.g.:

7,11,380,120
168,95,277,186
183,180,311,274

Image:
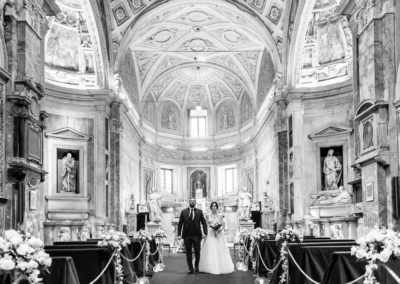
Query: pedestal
239,221,255,232
147,222,161,235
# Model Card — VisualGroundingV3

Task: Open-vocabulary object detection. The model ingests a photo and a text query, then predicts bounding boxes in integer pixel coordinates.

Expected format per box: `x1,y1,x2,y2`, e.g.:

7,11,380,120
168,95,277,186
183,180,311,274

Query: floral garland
98,230,131,284
133,229,153,242
0,230,52,284
152,229,167,240
275,226,303,284
133,230,153,275
351,229,400,284
151,229,167,272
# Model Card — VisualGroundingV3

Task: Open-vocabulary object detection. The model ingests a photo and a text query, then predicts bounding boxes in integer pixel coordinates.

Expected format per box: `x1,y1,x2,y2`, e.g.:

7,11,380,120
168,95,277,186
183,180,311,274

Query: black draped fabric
126,239,159,277
46,247,114,284
270,241,355,284
0,256,80,284
42,256,80,284
257,240,279,277
322,252,400,284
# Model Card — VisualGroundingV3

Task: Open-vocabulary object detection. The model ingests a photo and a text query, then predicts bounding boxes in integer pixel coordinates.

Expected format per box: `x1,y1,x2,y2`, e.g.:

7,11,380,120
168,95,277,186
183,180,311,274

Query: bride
199,201,234,274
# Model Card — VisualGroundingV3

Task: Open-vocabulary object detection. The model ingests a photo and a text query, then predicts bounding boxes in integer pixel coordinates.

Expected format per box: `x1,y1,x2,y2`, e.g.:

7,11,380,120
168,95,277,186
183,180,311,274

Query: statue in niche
148,187,162,223
161,106,177,130
237,186,252,221
219,105,235,129
61,153,77,193
323,149,342,191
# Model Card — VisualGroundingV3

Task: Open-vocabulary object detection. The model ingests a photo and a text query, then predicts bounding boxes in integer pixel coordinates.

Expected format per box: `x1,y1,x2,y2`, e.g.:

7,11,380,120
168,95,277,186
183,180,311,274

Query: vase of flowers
0,230,52,284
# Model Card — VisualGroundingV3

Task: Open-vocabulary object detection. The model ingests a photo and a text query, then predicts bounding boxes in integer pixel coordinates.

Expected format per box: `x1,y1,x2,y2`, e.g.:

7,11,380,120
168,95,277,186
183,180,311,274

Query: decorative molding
45,127,91,141
308,125,353,140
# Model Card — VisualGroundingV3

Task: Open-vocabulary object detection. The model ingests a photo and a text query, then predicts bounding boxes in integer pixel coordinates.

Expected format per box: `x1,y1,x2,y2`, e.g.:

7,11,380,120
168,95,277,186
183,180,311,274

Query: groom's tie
189,208,194,220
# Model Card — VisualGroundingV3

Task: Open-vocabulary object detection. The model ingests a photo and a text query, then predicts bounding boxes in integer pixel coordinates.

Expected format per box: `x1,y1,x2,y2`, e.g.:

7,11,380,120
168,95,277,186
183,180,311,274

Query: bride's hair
210,201,218,209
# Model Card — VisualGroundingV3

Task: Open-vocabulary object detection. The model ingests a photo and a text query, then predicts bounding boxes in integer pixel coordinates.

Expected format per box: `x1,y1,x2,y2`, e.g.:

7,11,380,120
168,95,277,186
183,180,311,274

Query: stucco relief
236,51,259,83
222,73,243,98
163,81,187,107
188,85,208,105
128,0,146,14
150,74,174,99
135,51,160,81
209,82,233,105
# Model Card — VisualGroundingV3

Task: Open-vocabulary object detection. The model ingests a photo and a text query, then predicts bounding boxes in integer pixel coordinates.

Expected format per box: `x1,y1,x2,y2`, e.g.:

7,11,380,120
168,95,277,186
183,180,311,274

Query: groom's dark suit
178,207,207,271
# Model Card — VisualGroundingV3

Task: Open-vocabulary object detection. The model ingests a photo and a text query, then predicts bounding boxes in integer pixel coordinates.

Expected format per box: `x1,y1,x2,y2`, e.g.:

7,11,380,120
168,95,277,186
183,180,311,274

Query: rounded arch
114,0,282,74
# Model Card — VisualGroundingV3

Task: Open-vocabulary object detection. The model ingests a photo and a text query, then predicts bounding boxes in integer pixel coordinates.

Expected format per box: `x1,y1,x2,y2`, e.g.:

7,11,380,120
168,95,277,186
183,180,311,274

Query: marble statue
323,149,342,191
311,186,353,206
61,153,77,193
58,227,71,242
96,225,105,238
148,187,163,223
330,223,344,239
80,225,90,241
238,186,252,221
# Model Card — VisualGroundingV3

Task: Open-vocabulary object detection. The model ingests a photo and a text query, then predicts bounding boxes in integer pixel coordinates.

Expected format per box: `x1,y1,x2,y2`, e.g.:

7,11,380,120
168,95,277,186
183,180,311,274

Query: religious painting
188,168,210,199
190,171,207,198
241,93,253,124
143,168,155,202
365,182,374,202
160,104,179,131
242,167,255,196
317,19,345,65
361,118,374,151
320,146,343,191
45,24,79,71
217,102,236,131
57,149,79,194
266,4,283,25
142,100,155,124
112,3,130,26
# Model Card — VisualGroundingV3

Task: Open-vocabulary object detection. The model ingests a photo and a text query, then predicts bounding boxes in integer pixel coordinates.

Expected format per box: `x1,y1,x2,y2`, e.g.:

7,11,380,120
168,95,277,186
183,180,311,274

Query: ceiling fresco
45,0,104,89
113,1,281,111
297,0,352,87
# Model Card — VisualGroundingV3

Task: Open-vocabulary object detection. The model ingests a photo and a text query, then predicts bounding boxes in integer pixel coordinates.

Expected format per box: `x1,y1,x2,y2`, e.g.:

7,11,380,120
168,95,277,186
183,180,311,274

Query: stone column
110,100,122,228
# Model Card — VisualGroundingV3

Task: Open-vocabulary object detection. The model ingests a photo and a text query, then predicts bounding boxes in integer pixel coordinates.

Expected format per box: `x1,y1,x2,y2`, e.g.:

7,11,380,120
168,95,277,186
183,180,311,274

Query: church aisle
150,252,255,284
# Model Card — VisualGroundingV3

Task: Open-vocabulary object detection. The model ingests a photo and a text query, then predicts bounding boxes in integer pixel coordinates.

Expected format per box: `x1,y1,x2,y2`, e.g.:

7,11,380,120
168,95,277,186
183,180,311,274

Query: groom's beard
189,204,195,208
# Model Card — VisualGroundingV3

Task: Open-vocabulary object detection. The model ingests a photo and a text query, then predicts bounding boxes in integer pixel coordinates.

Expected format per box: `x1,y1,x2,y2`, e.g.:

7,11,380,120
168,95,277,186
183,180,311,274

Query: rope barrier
120,243,146,262
149,246,159,256
255,243,282,273
384,264,400,283
89,251,117,284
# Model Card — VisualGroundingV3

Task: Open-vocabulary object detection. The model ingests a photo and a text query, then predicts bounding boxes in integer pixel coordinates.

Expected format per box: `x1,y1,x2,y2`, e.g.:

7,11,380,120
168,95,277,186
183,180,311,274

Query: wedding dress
199,213,234,274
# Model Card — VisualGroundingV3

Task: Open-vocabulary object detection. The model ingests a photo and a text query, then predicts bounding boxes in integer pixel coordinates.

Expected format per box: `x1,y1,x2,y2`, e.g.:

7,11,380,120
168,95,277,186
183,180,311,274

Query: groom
178,198,207,274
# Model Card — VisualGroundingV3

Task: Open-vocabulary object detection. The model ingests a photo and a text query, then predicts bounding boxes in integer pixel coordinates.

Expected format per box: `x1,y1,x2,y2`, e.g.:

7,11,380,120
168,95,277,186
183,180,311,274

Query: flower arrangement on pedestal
151,229,167,272
98,230,131,284
0,230,52,284
351,229,400,284
133,230,153,276
275,226,303,284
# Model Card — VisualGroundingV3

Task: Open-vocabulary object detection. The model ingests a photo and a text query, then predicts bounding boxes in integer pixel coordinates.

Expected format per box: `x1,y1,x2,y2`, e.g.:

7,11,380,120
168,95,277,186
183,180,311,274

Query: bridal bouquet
351,229,400,283
210,221,222,237
0,230,52,284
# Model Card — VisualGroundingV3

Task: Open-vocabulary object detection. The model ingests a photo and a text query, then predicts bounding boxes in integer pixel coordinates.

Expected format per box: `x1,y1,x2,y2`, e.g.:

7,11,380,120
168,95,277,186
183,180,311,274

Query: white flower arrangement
276,226,303,284
152,229,167,239
239,229,250,239
97,230,130,284
250,228,271,240
0,230,52,284
351,229,400,284
133,229,153,241
97,230,131,251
